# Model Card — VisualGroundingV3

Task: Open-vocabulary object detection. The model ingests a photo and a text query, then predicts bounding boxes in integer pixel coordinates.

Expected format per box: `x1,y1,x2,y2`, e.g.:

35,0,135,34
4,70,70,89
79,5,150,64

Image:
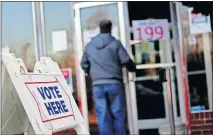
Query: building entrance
73,2,184,134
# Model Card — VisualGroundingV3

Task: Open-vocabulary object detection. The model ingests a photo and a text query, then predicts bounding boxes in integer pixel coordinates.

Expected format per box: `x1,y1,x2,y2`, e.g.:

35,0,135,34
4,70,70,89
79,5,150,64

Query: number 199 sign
132,19,169,41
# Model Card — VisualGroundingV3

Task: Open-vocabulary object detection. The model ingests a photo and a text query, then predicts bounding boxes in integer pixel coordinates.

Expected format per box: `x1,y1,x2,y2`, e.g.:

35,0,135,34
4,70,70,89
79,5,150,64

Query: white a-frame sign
1,47,89,135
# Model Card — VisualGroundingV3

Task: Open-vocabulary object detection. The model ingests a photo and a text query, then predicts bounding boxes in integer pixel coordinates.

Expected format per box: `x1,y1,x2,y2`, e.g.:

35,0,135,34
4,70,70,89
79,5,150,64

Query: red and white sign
25,80,74,123
132,19,169,41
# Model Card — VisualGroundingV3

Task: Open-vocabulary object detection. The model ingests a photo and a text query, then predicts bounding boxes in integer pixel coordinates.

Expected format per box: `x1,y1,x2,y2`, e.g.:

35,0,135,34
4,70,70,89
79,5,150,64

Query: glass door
129,39,181,133
73,2,133,134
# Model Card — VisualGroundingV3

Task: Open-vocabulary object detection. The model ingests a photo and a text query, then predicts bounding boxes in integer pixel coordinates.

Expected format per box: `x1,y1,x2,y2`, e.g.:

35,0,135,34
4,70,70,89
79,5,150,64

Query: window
180,3,213,111
2,2,36,71
43,2,78,99
1,2,36,131
186,35,209,110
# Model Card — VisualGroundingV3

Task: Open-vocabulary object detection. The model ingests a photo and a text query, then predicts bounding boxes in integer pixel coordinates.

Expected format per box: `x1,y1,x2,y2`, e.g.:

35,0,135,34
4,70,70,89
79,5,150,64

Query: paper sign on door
132,19,169,41
83,26,119,45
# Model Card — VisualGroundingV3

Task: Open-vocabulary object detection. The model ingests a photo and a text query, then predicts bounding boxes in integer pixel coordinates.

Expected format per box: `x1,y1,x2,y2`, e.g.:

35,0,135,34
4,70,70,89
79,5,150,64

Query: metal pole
0,2,2,135
32,2,47,60
165,68,176,135
169,2,187,124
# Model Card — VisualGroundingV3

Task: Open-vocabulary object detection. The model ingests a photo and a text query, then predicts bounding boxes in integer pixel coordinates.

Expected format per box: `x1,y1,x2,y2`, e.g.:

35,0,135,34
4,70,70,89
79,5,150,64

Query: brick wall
191,111,213,135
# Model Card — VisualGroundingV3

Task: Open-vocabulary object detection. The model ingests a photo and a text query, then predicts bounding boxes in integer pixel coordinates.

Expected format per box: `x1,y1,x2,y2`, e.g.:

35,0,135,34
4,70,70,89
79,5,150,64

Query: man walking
81,20,136,135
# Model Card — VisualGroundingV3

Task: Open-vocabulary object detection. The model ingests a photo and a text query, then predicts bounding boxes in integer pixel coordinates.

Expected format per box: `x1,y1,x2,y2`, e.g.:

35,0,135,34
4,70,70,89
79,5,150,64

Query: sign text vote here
25,80,74,122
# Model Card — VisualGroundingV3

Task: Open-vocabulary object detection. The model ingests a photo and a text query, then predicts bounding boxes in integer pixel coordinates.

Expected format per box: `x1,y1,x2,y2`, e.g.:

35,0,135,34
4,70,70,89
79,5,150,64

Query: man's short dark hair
99,20,112,33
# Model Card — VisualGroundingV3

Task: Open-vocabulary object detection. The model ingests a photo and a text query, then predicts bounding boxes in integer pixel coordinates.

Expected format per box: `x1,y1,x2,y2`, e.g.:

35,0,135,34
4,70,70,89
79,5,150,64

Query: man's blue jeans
93,83,126,135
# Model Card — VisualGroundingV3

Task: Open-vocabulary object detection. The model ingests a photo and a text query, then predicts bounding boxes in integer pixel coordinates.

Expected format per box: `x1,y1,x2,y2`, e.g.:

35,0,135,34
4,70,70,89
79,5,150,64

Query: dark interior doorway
128,1,213,27
128,1,171,26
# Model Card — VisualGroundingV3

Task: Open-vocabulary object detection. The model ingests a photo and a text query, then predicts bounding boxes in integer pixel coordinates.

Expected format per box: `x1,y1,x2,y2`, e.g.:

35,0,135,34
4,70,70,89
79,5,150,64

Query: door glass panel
79,3,120,133
135,78,165,119
131,38,180,119
132,41,166,119
134,41,161,65
80,3,120,46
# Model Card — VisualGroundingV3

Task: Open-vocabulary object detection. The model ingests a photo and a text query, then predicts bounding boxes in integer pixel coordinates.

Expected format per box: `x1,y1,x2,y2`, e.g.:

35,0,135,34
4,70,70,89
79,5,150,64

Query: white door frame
202,33,213,110
72,2,134,133
132,62,181,130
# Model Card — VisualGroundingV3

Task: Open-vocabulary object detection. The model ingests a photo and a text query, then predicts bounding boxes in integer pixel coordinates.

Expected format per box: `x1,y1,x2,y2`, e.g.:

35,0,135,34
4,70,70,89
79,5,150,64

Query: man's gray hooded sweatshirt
81,33,136,85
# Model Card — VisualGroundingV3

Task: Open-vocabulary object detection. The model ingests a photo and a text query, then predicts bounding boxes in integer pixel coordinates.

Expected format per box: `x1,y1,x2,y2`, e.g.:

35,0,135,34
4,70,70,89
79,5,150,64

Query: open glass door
73,2,134,134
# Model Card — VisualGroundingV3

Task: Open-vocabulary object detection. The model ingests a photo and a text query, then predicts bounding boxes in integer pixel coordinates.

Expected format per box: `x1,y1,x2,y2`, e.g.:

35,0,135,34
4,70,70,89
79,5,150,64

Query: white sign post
1,47,89,135
132,19,169,41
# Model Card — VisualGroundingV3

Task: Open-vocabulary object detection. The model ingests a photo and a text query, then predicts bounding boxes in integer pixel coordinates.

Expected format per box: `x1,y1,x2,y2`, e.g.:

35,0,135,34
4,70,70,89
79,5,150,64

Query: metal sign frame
1,48,89,135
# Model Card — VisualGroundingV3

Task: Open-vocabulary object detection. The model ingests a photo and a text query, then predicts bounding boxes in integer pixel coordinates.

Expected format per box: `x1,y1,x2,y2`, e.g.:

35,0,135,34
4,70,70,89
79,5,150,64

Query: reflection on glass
43,2,78,101
133,41,161,78
131,38,181,119
2,2,35,71
136,79,165,119
134,41,161,65
131,41,166,119
185,35,209,110
79,3,119,128
80,3,120,46
187,35,205,71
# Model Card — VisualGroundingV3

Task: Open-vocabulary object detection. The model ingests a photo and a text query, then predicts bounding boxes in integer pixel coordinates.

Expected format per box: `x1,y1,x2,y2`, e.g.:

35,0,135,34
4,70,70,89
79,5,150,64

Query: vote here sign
25,80,74,122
